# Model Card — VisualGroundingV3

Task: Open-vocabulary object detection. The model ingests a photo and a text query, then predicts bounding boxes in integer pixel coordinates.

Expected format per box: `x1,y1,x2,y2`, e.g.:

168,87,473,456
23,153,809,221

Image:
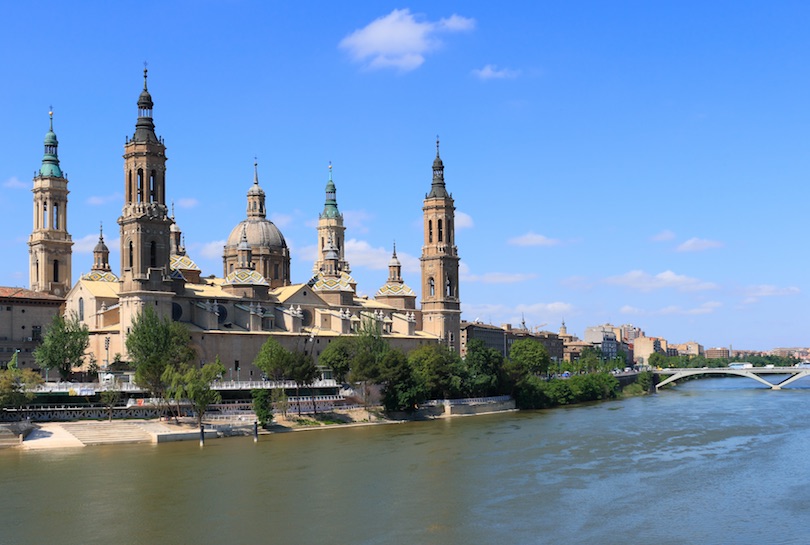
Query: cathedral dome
226,218,287,250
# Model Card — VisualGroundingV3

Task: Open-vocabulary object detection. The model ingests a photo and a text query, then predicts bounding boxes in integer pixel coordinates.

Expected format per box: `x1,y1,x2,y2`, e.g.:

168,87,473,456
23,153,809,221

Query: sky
1,1,808,351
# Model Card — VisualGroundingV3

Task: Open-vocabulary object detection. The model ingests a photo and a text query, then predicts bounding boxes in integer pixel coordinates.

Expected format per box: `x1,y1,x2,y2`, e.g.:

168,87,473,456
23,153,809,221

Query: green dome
39,111,62,178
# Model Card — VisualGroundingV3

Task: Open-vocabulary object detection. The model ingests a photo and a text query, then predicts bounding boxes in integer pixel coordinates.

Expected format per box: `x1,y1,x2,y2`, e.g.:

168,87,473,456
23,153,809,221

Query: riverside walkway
654,367,810,390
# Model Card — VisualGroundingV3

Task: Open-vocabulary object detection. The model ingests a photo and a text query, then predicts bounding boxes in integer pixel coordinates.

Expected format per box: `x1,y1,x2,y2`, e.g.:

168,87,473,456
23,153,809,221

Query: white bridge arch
654,367,810,390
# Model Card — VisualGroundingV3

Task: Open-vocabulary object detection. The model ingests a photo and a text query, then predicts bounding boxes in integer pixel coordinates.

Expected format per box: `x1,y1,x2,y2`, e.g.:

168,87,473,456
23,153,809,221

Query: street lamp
104,336,110,370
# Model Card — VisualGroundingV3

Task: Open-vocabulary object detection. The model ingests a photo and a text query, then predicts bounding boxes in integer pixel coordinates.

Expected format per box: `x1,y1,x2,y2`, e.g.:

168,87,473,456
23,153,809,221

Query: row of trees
646,352,799,369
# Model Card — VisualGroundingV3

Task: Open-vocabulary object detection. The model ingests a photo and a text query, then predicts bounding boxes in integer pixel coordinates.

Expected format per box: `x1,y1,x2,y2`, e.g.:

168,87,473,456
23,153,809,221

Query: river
2,377,809,545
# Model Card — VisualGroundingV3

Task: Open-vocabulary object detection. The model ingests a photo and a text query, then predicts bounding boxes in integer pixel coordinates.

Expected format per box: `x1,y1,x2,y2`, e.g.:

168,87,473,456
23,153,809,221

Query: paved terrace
654,367,810,390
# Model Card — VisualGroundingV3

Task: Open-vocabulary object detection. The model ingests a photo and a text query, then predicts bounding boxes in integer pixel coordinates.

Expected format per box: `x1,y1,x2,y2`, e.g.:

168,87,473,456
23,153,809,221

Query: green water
2,378,809,544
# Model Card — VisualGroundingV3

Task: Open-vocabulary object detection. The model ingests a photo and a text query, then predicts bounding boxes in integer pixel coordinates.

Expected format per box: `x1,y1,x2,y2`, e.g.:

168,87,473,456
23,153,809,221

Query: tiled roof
0,287,64,301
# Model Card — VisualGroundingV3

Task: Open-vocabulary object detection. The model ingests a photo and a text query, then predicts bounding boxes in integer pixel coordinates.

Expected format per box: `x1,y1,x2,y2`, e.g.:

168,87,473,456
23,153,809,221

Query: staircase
59,421,155,446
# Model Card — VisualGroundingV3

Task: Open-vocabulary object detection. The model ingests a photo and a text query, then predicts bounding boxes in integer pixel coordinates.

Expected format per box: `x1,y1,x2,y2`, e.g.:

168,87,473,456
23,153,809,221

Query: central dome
226,217,287,249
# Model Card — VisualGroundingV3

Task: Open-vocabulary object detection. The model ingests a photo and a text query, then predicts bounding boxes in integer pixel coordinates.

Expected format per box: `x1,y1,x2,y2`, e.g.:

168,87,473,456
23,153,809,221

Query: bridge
654,367,810,390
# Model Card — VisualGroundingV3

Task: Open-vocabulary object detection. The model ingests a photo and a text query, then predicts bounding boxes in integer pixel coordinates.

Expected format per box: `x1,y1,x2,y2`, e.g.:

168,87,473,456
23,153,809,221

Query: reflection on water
2,377,810,545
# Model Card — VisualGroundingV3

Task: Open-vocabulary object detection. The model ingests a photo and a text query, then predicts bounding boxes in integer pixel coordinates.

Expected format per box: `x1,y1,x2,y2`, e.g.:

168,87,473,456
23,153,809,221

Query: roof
74,280,120,299
0,286,64,302
376,282,416,298
170,254,201,272
80,270,119,282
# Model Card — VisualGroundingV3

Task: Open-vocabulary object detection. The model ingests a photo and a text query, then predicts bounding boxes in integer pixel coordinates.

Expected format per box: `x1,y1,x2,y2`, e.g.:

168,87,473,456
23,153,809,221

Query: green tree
410,344,467,400
379,349,424,412
288,351,319,416
99,384,122,422
318,336,357,383
465,339,505,396
126,307,195,413
33,312,90,381
505,338,550,389
183,359,226,429
578,347,602,373
252,389,274,427
0,361,43,417
647,352,669,369
253,337,291,382
351,318,390,416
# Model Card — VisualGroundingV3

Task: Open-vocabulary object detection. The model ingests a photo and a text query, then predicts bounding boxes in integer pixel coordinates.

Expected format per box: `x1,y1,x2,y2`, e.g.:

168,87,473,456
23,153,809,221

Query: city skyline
1,2,808,349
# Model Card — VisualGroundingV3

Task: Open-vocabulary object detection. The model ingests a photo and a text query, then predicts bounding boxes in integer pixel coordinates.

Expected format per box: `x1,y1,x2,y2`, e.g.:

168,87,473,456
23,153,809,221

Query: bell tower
29,109,73,297
117,67,174,335
420,138,461,351
313,163,350,274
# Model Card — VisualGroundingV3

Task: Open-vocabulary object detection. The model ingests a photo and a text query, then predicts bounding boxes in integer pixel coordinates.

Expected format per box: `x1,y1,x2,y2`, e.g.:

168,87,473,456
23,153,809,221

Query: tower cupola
40,109,63,178
133,66,158,143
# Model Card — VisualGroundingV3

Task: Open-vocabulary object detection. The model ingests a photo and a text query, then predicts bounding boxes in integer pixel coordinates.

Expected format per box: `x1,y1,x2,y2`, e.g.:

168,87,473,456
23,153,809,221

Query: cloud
87,193,120,206
676,237,723,252
176,198,199,209
198,240,226,259
471,64,520,80
463,302,573,326
742,284,800,304
459,262,536,284
345,239,419,273
270,213,294,228
508,232,560,247
605,270,717,292
296,244,319,263
343,210,373,233
340,9,475,71
72,233,120,254
3,177,27,189
455,211,474,229
650,229,676,242
620,301,721,316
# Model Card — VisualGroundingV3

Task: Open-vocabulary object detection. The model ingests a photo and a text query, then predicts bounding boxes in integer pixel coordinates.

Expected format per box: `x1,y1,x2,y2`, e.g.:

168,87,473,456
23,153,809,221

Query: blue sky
1,1,808,350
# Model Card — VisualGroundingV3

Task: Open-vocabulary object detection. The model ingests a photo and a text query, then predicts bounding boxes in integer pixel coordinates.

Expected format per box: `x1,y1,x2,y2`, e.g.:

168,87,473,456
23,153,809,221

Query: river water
2,377,809,545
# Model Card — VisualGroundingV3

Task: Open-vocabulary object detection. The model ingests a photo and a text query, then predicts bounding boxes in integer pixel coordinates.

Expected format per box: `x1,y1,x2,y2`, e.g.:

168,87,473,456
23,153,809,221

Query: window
429,277,435,297
53,260,59,283
446,277,452,297
428,220,433,243
128,241,134,268
438,219,443,242
78,298,84,321
150,241,157,268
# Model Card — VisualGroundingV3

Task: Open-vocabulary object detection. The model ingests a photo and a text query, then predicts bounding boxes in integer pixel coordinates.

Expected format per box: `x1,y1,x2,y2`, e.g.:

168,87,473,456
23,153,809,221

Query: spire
321,161,341,219
133,63,158,143
427,135,449,198
388,241,402,282
246,159,266,218
92,221,111,272
40,107,63,178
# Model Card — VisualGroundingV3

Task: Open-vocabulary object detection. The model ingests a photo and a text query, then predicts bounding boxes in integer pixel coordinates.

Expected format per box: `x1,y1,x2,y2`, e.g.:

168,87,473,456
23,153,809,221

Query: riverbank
8,399,518,450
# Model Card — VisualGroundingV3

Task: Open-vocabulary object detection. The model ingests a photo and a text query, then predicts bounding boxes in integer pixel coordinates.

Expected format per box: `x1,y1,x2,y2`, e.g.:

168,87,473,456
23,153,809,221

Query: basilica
29,70,462,378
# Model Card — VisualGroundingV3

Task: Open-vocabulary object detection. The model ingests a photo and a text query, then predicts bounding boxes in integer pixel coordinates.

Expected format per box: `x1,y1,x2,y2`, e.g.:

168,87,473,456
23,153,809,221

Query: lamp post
104,336,110,370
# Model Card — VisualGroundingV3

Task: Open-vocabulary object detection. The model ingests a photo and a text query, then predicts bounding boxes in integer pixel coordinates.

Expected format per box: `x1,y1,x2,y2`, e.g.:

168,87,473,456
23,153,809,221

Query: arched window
53,259,59,283
150,241,157,268
150,170,157,202
128,241,134,268
137,169,144,202
127,170,133,203
428,220,433,243
446,277,452,297
429,277,435,297
53,203,60,230
43,202,48,229
78,298,84,321
438,219,443,242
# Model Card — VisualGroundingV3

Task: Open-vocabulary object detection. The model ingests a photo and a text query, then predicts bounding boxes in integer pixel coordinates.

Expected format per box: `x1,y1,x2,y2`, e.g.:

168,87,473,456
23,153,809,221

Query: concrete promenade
20,420,218,449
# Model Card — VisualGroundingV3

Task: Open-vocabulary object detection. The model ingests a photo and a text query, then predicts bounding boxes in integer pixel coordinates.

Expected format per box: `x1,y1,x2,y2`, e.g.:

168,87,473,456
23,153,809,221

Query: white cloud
455,211,474,229
471,64,520,80
87,193,120,206
295,244,319,263
3,176,27,189
676,237,723,252
72,233,120,254
605,270,717,292
270,213,294,228
459,261,536,284
177,198,199,209
742,284,801,304
198,240,226,259
339,9,475,71
463,302,573,327
344,239,419,274
343,210,373,233
650,229,676,242
620,301,721,316
508,232,560,247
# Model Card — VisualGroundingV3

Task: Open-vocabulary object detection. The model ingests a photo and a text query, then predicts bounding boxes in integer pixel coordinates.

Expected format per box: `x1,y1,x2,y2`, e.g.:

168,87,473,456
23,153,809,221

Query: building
52,70,462,379
633,336,664,365
0,288,64,371
705,347,730,360
460,321,506,359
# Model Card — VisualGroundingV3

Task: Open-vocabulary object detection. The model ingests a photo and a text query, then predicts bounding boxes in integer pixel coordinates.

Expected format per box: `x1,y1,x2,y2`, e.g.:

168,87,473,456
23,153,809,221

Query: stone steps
59,422,154,445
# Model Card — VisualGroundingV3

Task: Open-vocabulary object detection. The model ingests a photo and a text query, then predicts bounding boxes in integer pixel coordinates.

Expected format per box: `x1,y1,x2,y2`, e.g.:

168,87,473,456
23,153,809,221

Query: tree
351,318,390,416
33,312,90,381
508,338,551,378
253,337,291,383
288,351,319,416
410,344,467,400
0,360,43,417
465,339,505,396
99,380,122,422
379,349,425,412
647,352,669,369
183,359,226,429
318,336,357,383
252,389,274,428
126,307,195,413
